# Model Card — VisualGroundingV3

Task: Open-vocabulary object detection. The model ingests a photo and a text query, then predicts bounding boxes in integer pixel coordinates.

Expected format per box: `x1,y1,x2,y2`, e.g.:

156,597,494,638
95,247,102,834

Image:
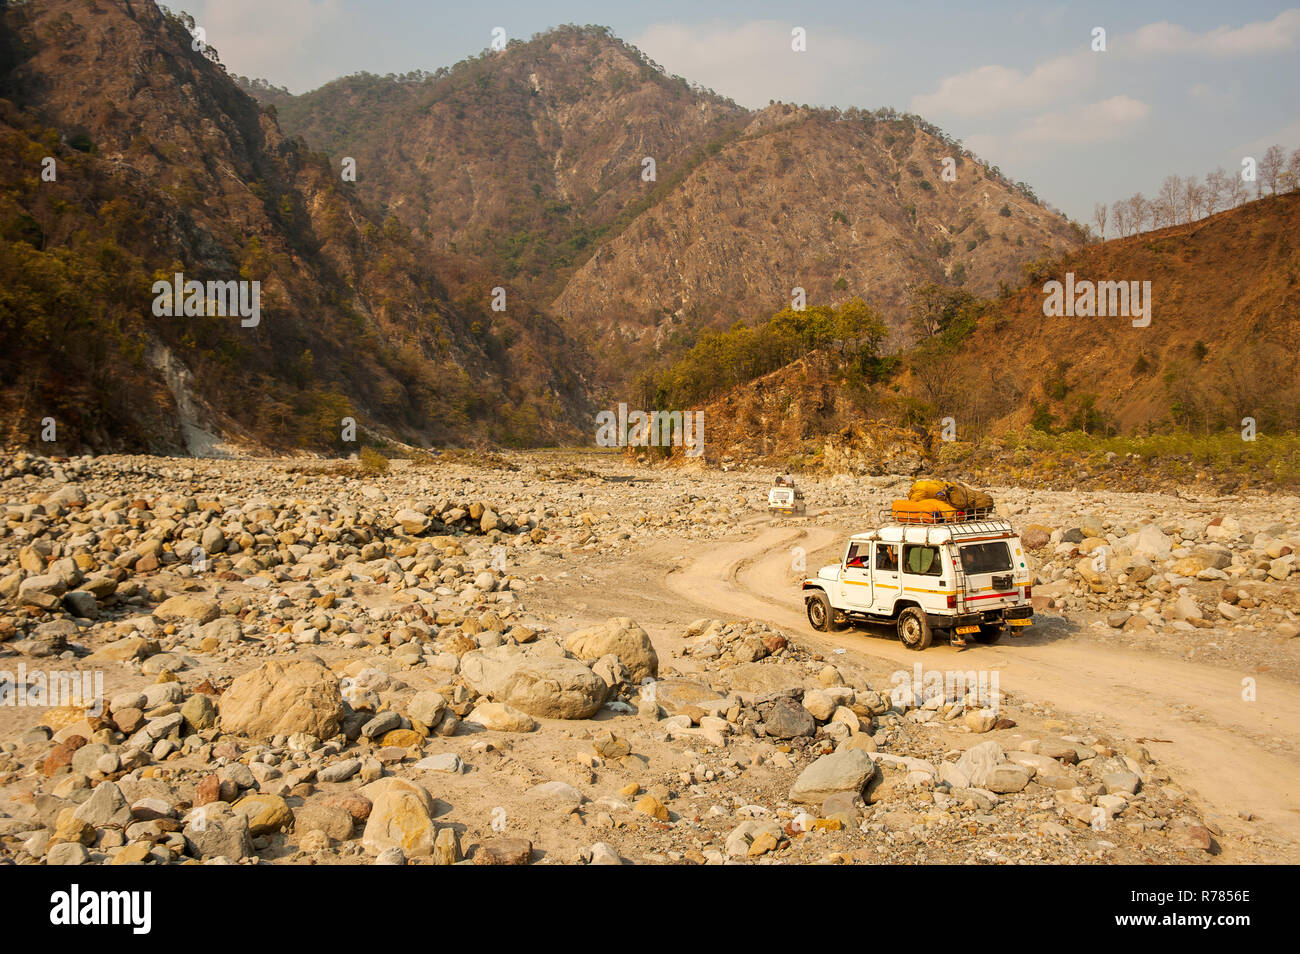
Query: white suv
768,480,806,516
802,518,1033,649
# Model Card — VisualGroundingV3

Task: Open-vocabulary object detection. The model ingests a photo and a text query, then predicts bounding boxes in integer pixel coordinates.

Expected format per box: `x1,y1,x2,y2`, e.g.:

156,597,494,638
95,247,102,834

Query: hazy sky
182,0,1300,223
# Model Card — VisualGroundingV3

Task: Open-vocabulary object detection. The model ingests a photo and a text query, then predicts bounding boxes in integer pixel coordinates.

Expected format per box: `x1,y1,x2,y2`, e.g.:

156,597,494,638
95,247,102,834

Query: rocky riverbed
1,450,1295,865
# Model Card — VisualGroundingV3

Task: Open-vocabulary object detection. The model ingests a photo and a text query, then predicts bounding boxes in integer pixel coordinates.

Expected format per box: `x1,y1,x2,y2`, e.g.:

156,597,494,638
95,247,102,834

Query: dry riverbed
1,451,1297,865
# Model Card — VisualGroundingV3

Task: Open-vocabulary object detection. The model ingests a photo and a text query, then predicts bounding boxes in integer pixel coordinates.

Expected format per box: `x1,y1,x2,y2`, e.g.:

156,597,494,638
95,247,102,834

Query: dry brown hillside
0,0,592,453
256,29,1079,394
663,193,1300,489
269,26,748,299
956,192,1300,435
554,106,1079,373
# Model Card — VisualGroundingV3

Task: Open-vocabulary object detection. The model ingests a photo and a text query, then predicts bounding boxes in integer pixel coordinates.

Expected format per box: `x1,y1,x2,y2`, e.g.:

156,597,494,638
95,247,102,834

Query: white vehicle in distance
768,474,806,516
801,516,1033,649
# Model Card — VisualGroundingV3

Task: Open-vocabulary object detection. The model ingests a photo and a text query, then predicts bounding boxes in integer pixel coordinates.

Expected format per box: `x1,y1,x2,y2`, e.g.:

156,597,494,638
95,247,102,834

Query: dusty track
667,521,1300,862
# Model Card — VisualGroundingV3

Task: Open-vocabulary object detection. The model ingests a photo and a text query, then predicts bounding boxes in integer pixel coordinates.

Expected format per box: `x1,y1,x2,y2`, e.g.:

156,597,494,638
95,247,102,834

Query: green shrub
358,446,390,476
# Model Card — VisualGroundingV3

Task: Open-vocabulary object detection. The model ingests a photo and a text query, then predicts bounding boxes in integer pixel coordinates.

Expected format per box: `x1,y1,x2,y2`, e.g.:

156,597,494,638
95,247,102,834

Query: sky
181,0,1300,224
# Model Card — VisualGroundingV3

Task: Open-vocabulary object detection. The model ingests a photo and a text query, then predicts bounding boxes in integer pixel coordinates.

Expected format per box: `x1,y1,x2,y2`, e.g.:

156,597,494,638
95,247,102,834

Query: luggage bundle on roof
890,478,995,523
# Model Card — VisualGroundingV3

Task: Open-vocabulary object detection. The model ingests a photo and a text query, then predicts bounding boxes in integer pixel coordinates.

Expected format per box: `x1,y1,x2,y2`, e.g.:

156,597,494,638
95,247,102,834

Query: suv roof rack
879,506,997,525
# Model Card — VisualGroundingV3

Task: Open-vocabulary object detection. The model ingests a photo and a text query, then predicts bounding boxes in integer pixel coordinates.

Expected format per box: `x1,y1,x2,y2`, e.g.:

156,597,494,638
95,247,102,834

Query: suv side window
903,544,942,576
875,543,899,573
845,543,867,568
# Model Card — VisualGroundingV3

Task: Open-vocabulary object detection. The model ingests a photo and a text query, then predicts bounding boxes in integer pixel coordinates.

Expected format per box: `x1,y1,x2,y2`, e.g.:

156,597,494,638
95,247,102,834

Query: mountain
553,104,1080,371
671,191,1300,469
251,27,1080,391
254,26,748,303
0,0,590,454
946,190,1300,436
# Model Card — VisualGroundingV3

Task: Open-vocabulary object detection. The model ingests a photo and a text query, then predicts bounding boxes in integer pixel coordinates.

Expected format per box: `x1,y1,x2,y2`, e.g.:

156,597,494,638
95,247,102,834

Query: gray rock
789,748,877,804
318,759,362,783
762,698,816,739
406,691,447,728
1104,771,1142,795
361,711,401,739
460,642,608,719
72,781,132,829
414,753,462,775
955,740,1006,788
45,842,90,865
183,804,253,860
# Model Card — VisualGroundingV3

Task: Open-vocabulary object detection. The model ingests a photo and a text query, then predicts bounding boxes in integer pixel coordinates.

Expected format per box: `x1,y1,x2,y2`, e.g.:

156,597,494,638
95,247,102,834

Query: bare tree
1184,177,1206,222
1093,202,1108,240
1163,175,1188,224
1204,167,1228,214
1112,198,1130,237
1260,145,1285,195
1283,148,1300,193
1129,193,1150,234
1225,169,1247,208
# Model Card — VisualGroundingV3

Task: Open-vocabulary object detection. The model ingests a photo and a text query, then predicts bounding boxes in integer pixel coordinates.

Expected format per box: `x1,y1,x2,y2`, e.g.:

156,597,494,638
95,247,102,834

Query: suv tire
806,591,834,632
898,606,932,651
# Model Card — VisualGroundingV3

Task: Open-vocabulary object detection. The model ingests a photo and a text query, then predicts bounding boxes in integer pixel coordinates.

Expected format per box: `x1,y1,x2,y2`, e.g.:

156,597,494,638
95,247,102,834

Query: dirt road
666,521,1300,862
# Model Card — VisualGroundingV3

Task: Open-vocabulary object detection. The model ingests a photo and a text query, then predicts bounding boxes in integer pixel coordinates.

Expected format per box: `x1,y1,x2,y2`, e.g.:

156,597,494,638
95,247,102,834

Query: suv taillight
1024,584,1032,599
946,594,956,609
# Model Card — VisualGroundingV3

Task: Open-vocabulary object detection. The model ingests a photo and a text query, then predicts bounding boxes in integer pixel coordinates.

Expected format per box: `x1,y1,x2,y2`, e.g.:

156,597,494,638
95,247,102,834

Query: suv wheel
897,607,932,651
806,591,834,632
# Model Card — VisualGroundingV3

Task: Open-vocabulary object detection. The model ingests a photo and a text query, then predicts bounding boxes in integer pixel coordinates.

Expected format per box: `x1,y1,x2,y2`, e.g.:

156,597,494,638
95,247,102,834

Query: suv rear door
958,539,1019,610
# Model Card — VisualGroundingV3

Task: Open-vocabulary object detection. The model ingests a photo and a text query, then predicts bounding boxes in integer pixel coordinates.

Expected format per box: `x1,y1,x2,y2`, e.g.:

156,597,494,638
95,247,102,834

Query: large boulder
1130,524,1172,561
233,794,294,836
465,702,536,732
955,740,1007,789
219,659,345,741
460,642,607,719
154,594,220,624
645,679,723,716
789,749,877,804
183,804,253,861
563,617,658,684
361,779,437,857
762,697,816,739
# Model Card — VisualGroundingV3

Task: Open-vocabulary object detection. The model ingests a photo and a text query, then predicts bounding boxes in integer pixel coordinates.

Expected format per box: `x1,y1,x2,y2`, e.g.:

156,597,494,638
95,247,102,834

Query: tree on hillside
1184,177,1207,221
1224,169,1247,208
907,283,975,339
1156,176,1181,226
1128,193,1150,234
1093,202,1107,240
1283,149,1300,193
769,305,836,353
832,297,888,359
1204,167,1229,215
1259,145,1285,196
1111,200,1130,237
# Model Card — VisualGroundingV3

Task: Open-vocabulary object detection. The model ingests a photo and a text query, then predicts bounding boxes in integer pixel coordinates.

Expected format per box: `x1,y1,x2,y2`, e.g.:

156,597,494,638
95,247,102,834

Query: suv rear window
903,544,942,576
960,542,1012,574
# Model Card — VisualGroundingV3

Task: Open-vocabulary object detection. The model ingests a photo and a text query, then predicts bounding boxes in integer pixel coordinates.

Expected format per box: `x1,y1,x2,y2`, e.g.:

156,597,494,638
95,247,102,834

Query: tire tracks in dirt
666,521,1300,862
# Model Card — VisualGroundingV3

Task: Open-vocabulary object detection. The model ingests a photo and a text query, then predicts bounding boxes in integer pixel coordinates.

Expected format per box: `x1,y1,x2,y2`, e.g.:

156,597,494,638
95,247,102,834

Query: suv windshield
959,541,1012,574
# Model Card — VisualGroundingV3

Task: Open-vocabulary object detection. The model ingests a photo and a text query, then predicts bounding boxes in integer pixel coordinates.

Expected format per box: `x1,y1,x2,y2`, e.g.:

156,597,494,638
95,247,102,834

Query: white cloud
1012,95,1150,144
912,9,1300,119
1232,119,1300,160
632,20,874,109
188,0,345,91
910,51,1095,117
1129,10,1300,57
1188,81,1239,110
